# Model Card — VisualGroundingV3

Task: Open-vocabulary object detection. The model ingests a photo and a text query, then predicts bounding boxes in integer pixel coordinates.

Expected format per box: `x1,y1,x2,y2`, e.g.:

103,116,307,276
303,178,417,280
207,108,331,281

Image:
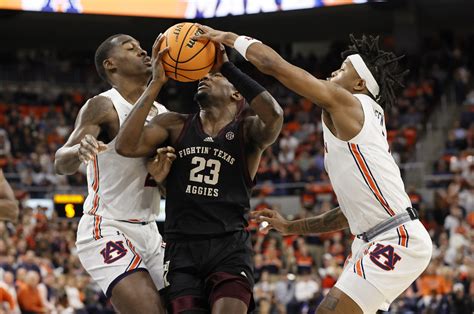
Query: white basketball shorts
335,219,432,313
76,214,165,297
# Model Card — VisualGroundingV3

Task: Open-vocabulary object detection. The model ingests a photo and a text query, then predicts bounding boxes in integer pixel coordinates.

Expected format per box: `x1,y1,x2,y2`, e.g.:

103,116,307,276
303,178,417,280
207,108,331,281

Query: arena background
0,0,473,313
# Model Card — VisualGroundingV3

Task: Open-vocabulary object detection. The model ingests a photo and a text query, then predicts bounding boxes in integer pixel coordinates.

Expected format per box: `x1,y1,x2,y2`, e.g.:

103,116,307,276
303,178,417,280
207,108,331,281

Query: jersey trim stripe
354,258,366,279
397,225,409,247
93,215,102,240
89,157,101,215
348,143,396,217
125,238,142,271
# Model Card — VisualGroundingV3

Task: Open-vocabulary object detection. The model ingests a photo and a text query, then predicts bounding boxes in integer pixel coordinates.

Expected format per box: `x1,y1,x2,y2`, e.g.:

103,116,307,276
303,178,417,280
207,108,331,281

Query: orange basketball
160,23,216,82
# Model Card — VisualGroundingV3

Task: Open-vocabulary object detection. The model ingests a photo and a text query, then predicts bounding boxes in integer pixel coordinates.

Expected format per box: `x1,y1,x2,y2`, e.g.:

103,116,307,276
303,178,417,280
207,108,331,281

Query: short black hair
94,34,124,83
341,34,409,109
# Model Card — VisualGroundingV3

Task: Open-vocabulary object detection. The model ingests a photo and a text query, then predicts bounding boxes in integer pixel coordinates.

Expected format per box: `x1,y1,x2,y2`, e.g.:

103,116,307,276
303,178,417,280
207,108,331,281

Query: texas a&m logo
369,244,401,271
100,241,128,264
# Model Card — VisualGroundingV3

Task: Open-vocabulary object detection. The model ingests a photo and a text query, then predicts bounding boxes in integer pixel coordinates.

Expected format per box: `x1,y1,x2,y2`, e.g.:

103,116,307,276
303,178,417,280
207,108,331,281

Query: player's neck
112,78,147,105
199,105,236,136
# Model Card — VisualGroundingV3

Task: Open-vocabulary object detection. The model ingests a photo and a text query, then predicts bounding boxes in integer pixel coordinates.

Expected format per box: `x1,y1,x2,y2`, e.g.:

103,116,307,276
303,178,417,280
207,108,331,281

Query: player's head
194,72,243,108
328,34,408,108
94,34,152,84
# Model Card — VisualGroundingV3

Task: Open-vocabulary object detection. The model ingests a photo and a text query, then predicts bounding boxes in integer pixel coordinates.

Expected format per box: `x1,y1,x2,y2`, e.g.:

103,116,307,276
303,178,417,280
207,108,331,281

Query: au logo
369,244,401,271
100,241,128,264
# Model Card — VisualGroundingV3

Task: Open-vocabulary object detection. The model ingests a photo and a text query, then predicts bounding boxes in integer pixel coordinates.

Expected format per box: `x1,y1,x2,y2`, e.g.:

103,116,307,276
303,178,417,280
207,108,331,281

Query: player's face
195,72,236,106
327,59,361,93
108,35,152,78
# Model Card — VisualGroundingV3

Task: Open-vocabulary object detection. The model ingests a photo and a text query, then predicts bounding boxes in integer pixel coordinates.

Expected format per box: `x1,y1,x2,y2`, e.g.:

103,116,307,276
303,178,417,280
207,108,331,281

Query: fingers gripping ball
160,23,216,82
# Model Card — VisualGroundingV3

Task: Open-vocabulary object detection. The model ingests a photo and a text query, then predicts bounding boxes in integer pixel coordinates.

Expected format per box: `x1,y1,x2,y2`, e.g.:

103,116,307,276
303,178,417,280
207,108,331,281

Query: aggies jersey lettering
82,88,168,222
322,94,412,235
165,114,253,239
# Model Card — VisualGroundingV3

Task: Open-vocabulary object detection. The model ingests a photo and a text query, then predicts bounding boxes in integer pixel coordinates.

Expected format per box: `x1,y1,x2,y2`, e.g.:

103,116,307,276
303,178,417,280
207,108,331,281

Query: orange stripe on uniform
125,239,142,271
89,158,100,215
94,215,102,240
398,225,408,247
355,259,363,277
349,143,395,216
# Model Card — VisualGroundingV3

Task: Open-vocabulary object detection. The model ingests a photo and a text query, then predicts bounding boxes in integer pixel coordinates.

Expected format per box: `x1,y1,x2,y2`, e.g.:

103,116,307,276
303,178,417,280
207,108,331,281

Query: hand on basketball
78,134,107,163
147,146,176,183
151,33,169,84
211,43,229,73
192,24,238,48
250,209,290,235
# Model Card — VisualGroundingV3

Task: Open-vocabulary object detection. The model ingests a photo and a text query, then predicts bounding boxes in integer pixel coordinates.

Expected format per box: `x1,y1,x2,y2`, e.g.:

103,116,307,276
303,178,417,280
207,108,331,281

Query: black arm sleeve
220,62,266,103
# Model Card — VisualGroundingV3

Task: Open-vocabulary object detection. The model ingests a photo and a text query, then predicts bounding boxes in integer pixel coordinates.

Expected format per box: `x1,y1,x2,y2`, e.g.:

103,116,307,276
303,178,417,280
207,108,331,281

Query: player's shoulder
78,95,116,123
150,111,189,126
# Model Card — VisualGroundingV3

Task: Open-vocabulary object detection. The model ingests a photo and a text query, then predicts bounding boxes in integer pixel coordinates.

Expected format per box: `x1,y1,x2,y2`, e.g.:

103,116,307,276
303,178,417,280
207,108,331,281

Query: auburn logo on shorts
369,244,401,271
101,241,128,264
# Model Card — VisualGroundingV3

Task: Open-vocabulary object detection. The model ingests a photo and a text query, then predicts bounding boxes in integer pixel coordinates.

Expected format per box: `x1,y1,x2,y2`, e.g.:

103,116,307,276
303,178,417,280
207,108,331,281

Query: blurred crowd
0,32,472,313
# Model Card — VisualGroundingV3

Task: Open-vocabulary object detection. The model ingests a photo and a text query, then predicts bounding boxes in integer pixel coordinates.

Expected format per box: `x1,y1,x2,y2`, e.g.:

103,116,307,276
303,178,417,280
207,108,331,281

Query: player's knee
207,272,252,311
110,270,163,314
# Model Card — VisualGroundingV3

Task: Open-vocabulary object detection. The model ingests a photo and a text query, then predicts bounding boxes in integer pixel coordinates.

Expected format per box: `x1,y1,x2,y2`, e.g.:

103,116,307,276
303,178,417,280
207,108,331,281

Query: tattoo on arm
286,207,349,234
322,295,340,311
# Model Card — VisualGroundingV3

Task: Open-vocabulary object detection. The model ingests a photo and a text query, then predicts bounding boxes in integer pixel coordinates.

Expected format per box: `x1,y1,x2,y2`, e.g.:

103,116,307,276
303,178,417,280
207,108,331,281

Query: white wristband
234,36,262,61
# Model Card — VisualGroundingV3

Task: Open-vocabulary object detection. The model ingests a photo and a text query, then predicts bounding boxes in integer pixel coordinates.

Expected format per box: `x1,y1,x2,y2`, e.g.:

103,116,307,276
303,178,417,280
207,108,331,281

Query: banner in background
0,0,367,18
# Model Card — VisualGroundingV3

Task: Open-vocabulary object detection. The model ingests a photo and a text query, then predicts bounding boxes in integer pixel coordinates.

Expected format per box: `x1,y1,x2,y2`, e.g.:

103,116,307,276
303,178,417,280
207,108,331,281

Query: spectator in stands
17,270,46,314
294,273,320,312
254,270,274,314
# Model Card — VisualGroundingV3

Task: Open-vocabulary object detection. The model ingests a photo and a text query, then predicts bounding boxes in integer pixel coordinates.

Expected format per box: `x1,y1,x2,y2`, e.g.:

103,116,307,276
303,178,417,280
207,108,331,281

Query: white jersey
322,94,411,235
83,88,168,222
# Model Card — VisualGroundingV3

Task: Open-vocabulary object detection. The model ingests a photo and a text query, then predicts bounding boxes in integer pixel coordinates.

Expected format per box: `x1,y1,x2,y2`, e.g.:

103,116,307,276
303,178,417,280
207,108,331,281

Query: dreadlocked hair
341,34,409,109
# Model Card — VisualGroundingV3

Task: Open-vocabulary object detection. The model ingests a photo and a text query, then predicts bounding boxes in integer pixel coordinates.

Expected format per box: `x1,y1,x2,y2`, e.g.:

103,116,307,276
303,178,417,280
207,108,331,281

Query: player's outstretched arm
251,207,349,235
0,170,19,223
212,44,283,148
115,34,170,158
54,96,111,175
193,25,359,113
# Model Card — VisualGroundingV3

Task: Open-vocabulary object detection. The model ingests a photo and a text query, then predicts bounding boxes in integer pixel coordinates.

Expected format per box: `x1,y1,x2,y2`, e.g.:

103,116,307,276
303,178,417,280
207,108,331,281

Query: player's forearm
0,199,19,222
220,62,283,128
54,145,82,175
286,207,349,235
115,81,163,156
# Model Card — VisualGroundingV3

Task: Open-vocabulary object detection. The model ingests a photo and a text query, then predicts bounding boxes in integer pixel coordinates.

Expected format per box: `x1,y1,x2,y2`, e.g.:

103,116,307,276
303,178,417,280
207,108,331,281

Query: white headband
347,54,380,98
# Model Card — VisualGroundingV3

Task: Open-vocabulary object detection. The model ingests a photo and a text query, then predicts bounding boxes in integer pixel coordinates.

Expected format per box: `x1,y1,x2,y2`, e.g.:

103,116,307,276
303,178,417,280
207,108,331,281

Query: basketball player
115,35,283,314
54,34,169,314
0,169,19,223
195,27,433,313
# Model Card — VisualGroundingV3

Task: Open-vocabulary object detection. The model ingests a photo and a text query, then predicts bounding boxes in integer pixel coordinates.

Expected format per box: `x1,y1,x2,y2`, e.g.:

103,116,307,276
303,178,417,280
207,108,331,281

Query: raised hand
147,146,177,183
78,134,107,163
192,24,238,48
151,33,169,84
210,43,229,73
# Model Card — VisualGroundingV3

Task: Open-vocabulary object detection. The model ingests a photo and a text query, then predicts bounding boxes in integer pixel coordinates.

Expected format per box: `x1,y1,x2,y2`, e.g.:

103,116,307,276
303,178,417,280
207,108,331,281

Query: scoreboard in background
53,194,84,218
0,0,368,18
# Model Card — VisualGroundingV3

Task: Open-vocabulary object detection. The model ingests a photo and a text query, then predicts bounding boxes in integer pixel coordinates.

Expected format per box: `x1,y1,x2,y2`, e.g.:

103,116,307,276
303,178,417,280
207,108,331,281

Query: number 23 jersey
165,113,254,239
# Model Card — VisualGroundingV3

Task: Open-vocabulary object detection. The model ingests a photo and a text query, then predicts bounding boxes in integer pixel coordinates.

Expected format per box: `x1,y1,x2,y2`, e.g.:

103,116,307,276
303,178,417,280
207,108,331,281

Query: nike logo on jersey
204,137,214,142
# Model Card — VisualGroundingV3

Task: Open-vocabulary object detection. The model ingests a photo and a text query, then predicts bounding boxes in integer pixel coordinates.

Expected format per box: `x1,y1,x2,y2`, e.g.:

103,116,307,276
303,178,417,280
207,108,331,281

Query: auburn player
54,34,169,314
115,36,283,314
195,27,433,314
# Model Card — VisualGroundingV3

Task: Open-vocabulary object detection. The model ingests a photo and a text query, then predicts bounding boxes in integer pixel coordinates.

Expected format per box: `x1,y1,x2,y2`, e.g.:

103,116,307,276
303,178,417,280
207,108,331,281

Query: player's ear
231,91,243,102
353,78,366,93
103,58,116,72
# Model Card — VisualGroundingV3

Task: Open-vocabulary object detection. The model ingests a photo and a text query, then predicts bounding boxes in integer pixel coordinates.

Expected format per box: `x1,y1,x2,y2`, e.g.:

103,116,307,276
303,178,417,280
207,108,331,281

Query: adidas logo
204,137,214,142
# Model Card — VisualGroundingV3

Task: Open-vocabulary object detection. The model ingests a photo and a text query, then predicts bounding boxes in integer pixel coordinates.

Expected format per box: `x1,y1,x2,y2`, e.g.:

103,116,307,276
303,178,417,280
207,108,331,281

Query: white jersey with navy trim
322,93,411,235
82,88,168,222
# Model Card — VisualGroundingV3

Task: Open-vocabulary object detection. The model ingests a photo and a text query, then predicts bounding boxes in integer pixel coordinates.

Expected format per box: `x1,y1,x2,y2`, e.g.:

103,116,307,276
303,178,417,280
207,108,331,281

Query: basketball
159,22,216,82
